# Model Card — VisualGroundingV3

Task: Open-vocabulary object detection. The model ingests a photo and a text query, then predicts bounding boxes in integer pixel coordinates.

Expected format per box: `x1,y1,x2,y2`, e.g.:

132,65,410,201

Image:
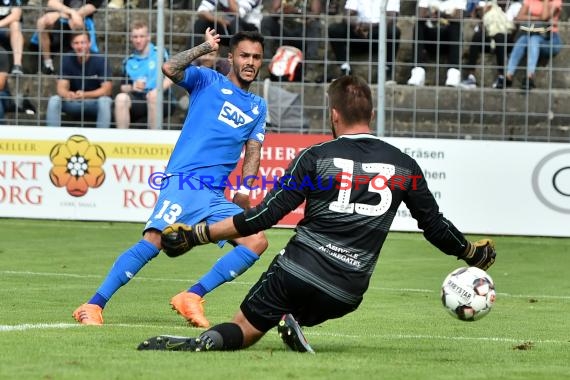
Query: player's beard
234,65,257,89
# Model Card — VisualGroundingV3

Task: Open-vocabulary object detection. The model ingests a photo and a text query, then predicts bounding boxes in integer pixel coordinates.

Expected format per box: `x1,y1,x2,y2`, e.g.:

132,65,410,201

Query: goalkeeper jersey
165,66,266,189
233,134,469,305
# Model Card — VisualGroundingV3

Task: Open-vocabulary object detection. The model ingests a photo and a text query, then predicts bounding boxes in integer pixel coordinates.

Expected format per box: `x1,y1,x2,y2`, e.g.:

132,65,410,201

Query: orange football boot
170,291,210,328
72,303,103,325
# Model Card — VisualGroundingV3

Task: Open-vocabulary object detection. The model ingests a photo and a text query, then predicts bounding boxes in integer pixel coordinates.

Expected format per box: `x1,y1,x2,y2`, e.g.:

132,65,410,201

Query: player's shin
196,245,260,293
94,240,160,304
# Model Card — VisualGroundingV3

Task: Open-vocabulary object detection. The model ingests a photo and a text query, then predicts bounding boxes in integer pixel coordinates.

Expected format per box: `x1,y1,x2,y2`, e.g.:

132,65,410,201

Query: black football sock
199,322,244,351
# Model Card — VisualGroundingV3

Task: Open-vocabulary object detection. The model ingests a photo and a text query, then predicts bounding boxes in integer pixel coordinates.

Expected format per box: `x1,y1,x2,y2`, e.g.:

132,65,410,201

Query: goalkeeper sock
198,323,244,351
91,240,159,306
192,245,259,294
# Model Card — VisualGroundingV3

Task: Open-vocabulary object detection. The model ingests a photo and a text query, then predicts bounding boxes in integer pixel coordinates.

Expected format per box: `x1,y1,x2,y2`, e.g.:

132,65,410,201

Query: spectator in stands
460,0,521,89
36,0,103,75
504,0,562,90
0,0,25,75
0,49,36,121
192,49,230,75
0,47,11,122
46,31,112,128
407,0,465,87
114,20,175,130
323,0,400,83
164,0,189,8
108,0,188,8
260,0,322,65
192,0,262,46
107,0,138,8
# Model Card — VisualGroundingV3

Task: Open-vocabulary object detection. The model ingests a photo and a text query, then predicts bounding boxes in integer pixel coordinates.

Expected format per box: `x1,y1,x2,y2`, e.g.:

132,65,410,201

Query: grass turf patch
0,219,569,380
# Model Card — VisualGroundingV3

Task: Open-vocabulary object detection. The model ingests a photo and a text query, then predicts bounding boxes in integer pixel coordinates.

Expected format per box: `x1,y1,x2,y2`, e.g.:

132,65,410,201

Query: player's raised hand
161,222,212,257
204,27,221,52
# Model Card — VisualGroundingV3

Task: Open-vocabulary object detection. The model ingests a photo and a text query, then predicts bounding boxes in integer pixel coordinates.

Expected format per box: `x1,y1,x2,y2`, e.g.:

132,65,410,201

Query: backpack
482,0,515,37
268,45,303,82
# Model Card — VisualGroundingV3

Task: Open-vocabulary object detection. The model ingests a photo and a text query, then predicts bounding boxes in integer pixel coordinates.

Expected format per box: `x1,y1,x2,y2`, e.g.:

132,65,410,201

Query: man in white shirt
261,0,322,63
406,0,466,87
192,0,262,46
324,0,401,83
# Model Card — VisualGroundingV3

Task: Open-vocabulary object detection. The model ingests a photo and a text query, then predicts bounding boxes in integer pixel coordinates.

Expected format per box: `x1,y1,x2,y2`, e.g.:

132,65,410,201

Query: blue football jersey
123,42,168,92
165,66,266,189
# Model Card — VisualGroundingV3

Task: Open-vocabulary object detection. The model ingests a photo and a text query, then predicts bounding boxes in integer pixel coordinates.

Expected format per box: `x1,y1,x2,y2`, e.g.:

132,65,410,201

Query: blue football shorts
144,175,243,247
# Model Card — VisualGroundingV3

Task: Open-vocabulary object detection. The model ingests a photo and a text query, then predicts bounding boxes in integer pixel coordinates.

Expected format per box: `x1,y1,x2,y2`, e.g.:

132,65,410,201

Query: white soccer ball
441,267,496,321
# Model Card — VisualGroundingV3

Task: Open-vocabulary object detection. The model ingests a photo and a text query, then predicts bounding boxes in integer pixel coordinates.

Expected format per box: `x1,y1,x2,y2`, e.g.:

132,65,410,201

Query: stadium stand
2,0,569,142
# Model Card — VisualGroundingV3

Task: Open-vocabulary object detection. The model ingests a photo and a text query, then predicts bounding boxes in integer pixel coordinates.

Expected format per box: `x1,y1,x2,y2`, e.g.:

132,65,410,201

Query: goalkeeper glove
458,239,496,270
161,222,211,257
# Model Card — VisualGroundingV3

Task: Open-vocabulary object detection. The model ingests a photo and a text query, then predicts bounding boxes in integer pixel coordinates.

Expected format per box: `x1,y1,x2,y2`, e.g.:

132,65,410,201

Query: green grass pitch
0,218,569,380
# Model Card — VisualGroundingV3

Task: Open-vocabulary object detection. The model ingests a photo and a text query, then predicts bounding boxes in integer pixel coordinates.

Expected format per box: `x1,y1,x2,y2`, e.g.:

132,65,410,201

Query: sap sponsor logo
218,101,253,128
221,88,233,95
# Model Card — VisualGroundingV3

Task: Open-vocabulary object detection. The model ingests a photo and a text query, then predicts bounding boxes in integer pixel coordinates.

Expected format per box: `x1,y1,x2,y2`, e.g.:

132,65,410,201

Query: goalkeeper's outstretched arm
160,217,250,257
161,179,304,257
209,217,242,241
403,162,496,271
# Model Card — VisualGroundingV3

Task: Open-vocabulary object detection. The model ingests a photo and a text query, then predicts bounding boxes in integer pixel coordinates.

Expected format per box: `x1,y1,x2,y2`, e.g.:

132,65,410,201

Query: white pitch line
0,270,247,286
0,322,568,345
0,323,81,332
0,322,190,332
308,331,569,345
2,270,570,300
1,271,103,279
1,219,141,229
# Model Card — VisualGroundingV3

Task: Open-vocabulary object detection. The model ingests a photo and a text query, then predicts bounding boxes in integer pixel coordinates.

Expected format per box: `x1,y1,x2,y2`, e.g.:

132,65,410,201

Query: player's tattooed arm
162,28,221,83
242,140,262,187
162,43,214,83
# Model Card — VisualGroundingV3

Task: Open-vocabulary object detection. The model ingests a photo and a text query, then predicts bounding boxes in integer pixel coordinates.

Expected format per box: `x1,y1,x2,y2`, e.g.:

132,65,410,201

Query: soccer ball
441,267,496,321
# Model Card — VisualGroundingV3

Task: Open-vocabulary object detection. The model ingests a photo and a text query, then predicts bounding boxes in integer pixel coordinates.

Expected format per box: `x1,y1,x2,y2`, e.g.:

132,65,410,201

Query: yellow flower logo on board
49,135,106,197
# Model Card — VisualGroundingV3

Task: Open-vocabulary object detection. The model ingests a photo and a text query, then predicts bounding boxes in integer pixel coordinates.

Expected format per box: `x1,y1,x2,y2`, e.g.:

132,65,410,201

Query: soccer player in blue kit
73,28,268,328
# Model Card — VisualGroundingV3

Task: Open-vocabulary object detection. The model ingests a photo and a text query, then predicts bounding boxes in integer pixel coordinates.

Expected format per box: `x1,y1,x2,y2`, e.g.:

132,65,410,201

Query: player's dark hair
327,75,373,126
229,31,264,53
